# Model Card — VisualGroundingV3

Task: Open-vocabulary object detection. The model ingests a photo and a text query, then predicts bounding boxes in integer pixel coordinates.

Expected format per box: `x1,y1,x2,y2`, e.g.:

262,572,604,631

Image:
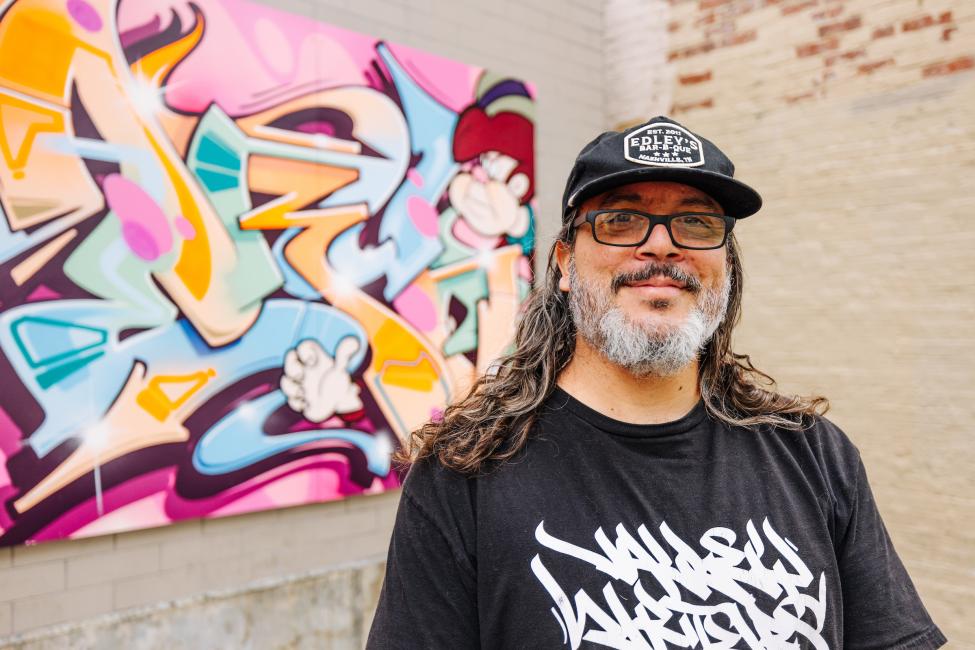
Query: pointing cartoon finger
283,349,303,380
333,336,361,370
297,339,322,367
279,375,302,399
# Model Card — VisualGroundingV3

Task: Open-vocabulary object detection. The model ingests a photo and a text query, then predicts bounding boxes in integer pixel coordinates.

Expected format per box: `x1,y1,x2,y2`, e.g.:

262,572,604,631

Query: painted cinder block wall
0,0,604,644
606,0,972,643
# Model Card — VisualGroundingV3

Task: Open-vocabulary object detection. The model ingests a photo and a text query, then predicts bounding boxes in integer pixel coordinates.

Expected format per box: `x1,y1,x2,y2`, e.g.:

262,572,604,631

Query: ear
555,241,572,292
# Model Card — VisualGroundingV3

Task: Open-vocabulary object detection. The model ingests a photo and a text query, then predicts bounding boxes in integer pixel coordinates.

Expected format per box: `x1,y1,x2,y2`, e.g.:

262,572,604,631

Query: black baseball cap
561,116,762,220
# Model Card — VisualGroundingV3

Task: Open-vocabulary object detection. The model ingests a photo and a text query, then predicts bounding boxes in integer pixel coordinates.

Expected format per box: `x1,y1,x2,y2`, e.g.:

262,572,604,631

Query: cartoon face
448,151,530,238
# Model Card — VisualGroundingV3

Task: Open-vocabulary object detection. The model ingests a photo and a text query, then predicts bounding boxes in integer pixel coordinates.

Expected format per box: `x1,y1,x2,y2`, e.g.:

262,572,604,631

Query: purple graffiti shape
406,195,439,238
174,216,197,241
392,284,437,332
103,174,173,261
66,0,103,32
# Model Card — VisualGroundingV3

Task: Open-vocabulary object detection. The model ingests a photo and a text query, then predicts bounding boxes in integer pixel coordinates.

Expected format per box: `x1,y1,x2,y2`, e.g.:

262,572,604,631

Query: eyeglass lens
593,211,726,248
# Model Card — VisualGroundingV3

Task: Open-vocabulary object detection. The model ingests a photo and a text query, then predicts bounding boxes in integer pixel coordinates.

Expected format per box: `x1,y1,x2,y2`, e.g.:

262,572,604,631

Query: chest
473,440,842,649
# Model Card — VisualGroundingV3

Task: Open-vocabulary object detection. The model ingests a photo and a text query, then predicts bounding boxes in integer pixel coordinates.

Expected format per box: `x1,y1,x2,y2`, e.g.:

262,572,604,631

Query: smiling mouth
612,264,702,294
626,281,686,290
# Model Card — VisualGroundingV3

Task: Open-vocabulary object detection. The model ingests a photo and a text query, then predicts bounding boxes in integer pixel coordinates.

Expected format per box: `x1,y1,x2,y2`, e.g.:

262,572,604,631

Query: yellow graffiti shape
374,323,439,391
0,93,63,178
0,90,102,230
129,5,204,87
0,7,75,100
136,368,217,422
13,361,192,514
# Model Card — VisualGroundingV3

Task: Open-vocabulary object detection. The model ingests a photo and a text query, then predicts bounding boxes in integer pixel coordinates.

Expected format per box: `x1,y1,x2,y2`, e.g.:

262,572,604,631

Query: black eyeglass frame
571,209,736,250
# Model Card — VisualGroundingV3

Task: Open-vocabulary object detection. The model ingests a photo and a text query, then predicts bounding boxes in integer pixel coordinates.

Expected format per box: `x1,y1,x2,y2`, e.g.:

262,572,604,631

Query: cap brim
566,167,762,219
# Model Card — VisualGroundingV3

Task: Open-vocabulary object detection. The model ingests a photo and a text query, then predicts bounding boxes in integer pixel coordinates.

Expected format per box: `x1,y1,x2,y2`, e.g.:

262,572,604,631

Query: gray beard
567,258,731,377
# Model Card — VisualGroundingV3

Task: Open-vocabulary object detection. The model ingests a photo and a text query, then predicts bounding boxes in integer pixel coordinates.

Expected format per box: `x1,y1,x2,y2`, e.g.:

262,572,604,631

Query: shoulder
399,456,479,550
798,414,862,488
402,455,476,509
760,414,863,520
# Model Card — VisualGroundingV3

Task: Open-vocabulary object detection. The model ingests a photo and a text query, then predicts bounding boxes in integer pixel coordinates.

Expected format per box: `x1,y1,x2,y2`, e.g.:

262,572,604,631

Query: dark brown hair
399,222,828,474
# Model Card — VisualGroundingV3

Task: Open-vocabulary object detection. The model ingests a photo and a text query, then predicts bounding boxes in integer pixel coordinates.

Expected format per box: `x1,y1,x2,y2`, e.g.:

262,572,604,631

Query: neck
557,334,701,424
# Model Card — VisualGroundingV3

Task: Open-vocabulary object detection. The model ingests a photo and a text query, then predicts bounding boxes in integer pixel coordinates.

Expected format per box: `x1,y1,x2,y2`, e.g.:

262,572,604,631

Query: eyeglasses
572,209,735,250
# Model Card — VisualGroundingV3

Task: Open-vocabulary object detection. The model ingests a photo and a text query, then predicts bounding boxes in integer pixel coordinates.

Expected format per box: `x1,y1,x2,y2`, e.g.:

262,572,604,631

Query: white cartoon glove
280,336,363,422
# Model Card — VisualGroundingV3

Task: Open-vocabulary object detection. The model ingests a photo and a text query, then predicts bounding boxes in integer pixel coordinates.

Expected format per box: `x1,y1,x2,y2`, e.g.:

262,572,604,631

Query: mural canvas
0,0,535,545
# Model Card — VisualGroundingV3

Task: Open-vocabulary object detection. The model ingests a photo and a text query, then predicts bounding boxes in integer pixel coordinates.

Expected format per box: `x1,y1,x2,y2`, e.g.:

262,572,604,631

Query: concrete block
0,602,10,637
12,584,112,635
66,544,160,589
12,536,112,568
114,519,201,550
0,563,64,601
200,509,273,537
112,565,207,611
159,529,242,571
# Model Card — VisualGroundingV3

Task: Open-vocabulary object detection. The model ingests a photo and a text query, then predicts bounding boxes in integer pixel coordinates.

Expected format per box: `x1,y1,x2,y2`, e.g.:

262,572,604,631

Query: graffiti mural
0,0,535,545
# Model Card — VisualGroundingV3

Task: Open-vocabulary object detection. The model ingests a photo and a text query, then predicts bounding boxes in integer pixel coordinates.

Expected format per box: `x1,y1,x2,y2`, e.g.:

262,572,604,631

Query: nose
634,223,682,260
470,164,490,183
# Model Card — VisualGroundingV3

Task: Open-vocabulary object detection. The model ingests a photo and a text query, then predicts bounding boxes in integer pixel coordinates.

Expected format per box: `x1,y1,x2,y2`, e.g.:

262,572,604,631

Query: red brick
812,5,843,20
782,1,817,16
668,41,716,61
695,12,717,26
857,58,895,75
902,12,952,32
872,25,894,39
671,98,714,113
902,16,933,31
922,56,975,78
796,37,839,57
819,15,862,37
941,27,956,42
723,29,757,47
825,48,865,66
679,71,713,85
784,91,816,104
699,0,732,8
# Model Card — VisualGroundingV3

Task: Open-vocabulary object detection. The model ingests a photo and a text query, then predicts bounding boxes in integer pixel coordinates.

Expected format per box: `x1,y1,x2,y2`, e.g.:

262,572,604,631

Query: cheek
689,252,728,287
572,240,630,279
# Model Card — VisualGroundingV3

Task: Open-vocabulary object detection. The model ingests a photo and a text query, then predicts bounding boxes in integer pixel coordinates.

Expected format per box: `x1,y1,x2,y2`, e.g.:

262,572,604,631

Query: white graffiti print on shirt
530,517,828,649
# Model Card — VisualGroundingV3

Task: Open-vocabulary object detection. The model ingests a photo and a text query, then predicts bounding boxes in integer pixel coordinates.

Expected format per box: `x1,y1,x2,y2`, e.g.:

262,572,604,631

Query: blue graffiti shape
192,390,392,477
325,42,459,301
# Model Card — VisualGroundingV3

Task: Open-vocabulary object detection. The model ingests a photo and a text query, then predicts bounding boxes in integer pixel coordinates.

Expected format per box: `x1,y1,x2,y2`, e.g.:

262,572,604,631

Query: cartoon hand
280,336,363,423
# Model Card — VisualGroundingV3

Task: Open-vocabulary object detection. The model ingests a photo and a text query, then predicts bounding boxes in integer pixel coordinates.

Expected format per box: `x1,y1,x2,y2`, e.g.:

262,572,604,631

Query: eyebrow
597,192,722,212
598,192,644,207
678,196,722,212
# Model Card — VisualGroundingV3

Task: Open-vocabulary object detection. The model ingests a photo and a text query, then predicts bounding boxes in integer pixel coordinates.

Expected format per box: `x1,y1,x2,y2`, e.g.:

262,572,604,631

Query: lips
626,279,686,290
611,263,702,294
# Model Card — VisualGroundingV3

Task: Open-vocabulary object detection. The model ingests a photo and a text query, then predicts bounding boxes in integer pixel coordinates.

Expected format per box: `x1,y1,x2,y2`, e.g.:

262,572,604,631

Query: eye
603,212,636,225
676,214,722,228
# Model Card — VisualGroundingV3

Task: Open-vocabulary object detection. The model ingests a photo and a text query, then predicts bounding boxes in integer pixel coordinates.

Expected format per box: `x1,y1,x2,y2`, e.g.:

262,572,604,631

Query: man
367,117,946,649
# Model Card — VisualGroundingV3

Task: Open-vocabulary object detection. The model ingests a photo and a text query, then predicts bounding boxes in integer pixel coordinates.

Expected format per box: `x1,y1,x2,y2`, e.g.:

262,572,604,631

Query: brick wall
0,0,604,642
610,0,973,643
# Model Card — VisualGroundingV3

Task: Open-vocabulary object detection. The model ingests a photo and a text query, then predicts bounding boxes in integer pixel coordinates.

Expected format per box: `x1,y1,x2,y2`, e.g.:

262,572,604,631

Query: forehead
583,181,723,213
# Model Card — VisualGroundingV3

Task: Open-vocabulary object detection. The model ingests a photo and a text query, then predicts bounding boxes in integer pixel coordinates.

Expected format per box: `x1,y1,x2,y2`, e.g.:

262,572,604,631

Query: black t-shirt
368,388,946,649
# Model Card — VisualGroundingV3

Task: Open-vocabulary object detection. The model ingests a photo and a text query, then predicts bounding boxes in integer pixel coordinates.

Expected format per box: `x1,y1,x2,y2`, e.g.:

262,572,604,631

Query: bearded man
367,117,946,649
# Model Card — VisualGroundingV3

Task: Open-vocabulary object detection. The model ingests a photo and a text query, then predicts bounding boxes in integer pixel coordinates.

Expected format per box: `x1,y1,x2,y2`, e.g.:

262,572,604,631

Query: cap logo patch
623,122,704,168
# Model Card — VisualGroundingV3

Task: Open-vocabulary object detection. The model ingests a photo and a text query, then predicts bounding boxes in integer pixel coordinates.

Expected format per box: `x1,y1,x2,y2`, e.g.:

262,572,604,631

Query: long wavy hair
400,221,829,474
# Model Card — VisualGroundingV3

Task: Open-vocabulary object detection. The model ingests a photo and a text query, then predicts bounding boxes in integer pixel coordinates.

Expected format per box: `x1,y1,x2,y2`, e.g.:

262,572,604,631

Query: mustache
611,263,702,294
